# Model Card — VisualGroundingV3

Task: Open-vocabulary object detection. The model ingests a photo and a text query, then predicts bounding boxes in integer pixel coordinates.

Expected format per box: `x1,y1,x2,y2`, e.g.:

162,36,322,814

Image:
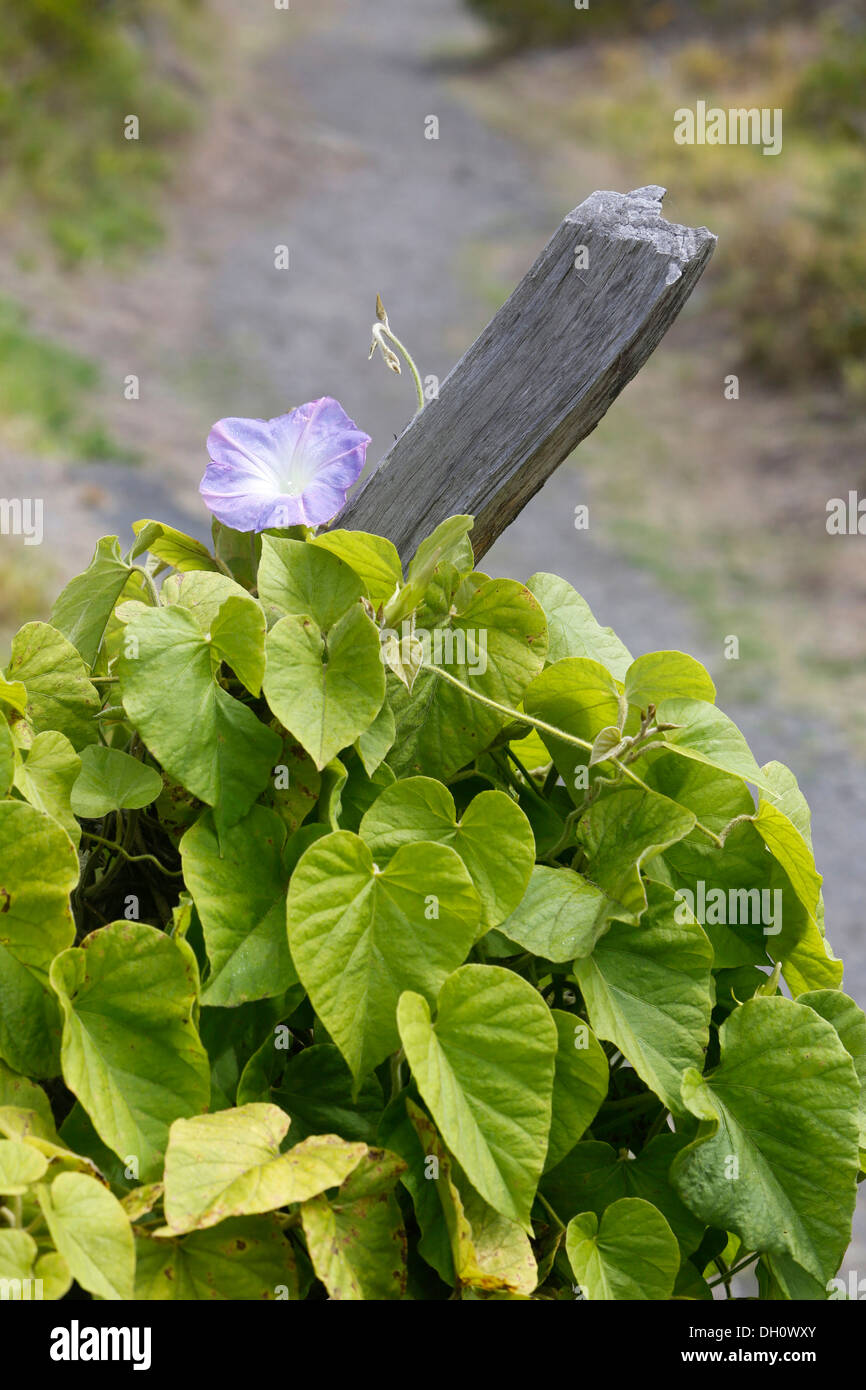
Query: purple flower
200,397,371,532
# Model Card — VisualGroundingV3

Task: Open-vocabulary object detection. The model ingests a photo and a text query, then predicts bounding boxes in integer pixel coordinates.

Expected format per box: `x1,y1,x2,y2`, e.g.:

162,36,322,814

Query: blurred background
1,0,864,1276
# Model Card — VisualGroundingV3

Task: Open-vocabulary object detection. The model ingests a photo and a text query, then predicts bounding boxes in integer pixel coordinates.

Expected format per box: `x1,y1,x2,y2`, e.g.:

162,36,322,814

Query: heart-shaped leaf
572,879,713,1114
566,1197,679,1301
181,806,298,1006
50,921,210,1181
287,831,480,1080
397,964,557,1230
672,995,859,1283
6,623,100,749
70,744,162,819
37,1171,135,1301
163,1103,366,1233
359,777,535,932
118,604,280,834
0,801,78,1077
263,608,385,771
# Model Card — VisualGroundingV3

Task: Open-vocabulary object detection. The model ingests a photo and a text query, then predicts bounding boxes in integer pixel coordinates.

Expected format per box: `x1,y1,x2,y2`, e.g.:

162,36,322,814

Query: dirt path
2,0,863,1276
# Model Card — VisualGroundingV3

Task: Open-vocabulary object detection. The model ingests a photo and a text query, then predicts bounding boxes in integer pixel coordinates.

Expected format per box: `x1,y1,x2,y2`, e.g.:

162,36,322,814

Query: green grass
465,0,822,49
0,297,129,460
0,0,207,265
461,11,866,393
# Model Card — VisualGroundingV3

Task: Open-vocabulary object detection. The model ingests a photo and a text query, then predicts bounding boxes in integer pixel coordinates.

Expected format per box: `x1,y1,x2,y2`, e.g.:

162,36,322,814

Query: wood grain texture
333,186,716,563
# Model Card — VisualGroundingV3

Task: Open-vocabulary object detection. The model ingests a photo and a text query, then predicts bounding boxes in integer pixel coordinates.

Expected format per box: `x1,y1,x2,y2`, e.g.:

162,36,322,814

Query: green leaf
159,572,267,696
0,1227,38,1283
544,1136,704,1255
300,1149,408,1300
0,1060,54,1130
546,1011,608,1171
131,519,222,573
135,1215,298,1300
0,1137,48,1192
256,735,321,834
0,801,78,1076
522,656,622,798
50,922,210,1182
761,760,818,854
209,594,266,696
799,990,866,1150
566,1197,680,1300
397,964,557,1229
624,651,715,709
337,754,395,832
70,744,162,819
656,698,773,790
0,1105,97,1175
159,568,255,630
0,719,12,798
257,535,364,629
407,515,474,584
753,796,821,917
527,573,632,678
310,530,403,608
212,519,261,589
263,607,385,771
287,831,481,1081
163,1103,366,1234
6,623,100,749
376,1093,455,1284
181,806,298,1006
578,786,696,923
13,730,81,846
316,756,348,829
34,1250,72,1301
395,1100,537,1294
388,578,548,779
271,1046,384,1144
118,604,281,833
50,535,134,667
199,992,301,1112
752,794,841,994
672,996,860,1283
359,777,535,932
0,675,28,719
355,699,396,776
36,1171,135,1300
642,755,772,969
572,879,713,1114
499,865,613,963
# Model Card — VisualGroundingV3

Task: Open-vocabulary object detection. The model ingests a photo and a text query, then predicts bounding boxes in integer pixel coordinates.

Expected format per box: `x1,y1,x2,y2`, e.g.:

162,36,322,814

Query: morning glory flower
200,397,371,532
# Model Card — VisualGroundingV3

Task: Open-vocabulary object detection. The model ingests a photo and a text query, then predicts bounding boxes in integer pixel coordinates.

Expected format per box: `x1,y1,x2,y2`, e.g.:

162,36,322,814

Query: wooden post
334,186,716,563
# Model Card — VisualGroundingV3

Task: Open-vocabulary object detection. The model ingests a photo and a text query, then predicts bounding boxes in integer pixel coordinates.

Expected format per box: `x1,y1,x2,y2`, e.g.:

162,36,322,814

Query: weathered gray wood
334,186,715,563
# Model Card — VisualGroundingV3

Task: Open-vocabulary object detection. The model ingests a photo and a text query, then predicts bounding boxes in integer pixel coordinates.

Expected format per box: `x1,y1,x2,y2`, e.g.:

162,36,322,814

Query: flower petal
199,398,370,533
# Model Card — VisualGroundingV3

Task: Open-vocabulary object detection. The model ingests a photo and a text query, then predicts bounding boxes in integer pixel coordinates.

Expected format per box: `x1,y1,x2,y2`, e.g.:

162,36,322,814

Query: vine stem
425,664,723,847
389,1049,405,1102
370,318,425,413
536,1191,564,1231
81,830,183,877
706,1252,758,1288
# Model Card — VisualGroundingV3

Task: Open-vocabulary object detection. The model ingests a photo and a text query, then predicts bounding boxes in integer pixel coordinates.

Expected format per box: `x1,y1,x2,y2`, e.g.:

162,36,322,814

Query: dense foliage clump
0,512,862,1300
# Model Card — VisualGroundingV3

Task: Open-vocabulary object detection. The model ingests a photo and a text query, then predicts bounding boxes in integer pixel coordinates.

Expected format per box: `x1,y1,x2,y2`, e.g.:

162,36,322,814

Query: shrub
725,153,866,389
465,0,821,50
0,0,203,263
0,485,861,1299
